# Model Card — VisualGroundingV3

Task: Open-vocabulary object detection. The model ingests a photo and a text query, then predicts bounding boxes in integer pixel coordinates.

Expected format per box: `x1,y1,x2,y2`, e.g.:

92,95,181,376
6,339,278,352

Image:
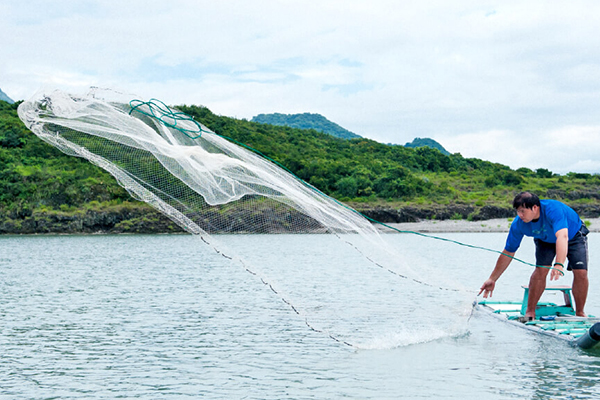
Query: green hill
1,99,600,233
251,112,361,139
405,137,450,156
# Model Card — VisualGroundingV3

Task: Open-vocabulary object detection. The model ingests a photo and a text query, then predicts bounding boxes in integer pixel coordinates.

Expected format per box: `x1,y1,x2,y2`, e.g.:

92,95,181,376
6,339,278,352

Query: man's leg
525,266,550,318
572,269,588,317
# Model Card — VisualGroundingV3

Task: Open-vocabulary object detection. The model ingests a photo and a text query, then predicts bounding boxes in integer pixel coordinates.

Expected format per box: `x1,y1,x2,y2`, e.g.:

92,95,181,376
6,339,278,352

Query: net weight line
199,233,355,347
125,100,480,346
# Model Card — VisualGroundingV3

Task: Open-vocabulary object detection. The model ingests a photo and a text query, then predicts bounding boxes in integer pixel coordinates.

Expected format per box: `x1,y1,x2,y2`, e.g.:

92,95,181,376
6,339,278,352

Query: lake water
2,231,600,399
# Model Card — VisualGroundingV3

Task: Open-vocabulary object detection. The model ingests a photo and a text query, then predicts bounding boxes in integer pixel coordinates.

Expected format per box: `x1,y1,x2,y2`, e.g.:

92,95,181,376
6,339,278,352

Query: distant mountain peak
404,137,450,155
251,112,361,140
0,88,14,104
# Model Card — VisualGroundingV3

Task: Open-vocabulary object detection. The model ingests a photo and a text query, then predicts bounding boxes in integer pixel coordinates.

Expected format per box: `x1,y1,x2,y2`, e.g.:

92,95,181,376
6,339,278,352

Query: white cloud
3,0,600,173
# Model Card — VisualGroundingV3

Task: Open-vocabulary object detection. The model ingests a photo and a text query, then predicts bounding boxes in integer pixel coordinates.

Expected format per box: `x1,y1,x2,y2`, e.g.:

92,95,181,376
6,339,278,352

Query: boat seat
520,285,575,316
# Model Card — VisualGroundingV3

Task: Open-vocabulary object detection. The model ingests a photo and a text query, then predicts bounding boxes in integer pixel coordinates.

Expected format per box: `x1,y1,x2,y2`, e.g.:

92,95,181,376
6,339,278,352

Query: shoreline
377,218,600,233
2,217,599,235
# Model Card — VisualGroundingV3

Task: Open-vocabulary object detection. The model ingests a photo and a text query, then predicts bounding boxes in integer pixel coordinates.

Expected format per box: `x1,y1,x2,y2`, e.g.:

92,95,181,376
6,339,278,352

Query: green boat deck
479,285,597,340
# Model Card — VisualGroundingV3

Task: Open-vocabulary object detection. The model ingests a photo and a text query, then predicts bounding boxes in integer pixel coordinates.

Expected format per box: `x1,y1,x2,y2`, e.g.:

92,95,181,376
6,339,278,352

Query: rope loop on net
129,99,207,139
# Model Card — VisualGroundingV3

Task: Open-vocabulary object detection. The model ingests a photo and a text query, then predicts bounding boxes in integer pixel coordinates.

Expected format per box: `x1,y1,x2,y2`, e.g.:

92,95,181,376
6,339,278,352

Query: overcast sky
3,1,600,174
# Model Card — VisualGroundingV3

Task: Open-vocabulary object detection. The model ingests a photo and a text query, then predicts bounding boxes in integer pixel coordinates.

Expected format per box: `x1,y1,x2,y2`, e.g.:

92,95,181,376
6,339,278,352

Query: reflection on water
526,345,600,399
1,232,600,399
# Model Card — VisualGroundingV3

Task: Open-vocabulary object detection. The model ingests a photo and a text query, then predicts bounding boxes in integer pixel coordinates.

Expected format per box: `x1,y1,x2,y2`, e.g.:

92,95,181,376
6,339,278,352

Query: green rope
363,217,559,272
129,99,208,139
128,99,561,275
210,131,554,272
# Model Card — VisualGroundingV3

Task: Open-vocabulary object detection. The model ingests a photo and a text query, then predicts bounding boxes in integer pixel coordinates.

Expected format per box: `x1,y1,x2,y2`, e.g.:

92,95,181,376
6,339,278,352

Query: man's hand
479,279,496,298
551,228,568,281
550,264,564,281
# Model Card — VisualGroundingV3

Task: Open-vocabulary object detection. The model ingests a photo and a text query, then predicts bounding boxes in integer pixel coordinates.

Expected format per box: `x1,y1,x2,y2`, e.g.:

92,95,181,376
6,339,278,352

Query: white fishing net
19,88,381,236
18,87,474,348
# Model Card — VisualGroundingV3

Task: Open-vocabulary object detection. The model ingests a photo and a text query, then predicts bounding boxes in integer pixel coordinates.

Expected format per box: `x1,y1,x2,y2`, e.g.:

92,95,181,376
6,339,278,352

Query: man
479,191,589,319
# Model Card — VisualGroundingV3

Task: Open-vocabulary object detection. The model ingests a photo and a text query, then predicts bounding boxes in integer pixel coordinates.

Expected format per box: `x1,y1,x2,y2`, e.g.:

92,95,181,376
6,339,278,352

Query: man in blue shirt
479,192,589,319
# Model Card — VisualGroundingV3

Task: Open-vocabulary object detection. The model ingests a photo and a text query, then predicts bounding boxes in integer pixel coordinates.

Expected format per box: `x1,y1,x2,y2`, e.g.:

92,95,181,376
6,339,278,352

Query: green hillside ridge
252,112,450,156
2,99,600,234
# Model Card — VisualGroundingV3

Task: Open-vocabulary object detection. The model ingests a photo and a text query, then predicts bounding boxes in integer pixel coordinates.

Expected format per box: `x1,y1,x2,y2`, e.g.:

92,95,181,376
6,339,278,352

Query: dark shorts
534,224,589,270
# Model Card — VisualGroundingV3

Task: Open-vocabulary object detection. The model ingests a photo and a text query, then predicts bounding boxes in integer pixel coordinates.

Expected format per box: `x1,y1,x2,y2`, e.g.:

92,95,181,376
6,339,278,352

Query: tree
335,176,358,198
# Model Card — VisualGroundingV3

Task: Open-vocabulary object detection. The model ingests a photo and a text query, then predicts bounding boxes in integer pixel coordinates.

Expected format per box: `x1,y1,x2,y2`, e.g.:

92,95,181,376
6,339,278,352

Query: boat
478,285,600,349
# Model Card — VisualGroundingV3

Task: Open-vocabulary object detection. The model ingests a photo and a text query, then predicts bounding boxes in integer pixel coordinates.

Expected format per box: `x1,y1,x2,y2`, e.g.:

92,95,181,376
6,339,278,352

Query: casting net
18,87,474,348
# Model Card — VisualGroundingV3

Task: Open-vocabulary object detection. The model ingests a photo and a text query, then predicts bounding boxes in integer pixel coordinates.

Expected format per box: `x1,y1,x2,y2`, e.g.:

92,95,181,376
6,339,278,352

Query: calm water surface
2,232,600,399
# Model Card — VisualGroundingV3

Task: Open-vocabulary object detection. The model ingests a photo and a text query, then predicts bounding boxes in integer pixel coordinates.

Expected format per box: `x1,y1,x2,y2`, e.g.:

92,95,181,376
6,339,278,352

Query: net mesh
18,87,474,348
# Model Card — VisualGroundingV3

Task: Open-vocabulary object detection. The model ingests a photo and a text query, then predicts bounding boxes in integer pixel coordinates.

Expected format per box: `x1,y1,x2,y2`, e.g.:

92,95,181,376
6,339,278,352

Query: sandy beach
378,218,600,233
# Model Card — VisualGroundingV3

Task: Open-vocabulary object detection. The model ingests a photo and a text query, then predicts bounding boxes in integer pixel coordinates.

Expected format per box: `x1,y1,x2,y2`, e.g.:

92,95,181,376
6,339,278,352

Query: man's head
513,192,541,210
513,192,541,223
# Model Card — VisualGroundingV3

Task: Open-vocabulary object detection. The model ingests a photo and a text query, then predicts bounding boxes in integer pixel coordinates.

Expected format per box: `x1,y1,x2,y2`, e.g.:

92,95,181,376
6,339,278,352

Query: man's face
516,205,539,223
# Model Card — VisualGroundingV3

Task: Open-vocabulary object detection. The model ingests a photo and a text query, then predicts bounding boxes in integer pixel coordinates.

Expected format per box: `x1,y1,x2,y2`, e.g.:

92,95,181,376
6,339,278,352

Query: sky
2,0,600,174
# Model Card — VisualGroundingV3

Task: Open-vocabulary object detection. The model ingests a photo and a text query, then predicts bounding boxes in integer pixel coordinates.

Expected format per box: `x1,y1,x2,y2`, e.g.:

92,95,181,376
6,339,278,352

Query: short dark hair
512,192,541,209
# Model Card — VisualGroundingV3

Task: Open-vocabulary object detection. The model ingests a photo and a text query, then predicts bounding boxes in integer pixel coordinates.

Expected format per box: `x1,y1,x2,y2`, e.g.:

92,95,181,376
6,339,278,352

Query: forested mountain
252,112,361,139
404,137,450,155
2,99,600,234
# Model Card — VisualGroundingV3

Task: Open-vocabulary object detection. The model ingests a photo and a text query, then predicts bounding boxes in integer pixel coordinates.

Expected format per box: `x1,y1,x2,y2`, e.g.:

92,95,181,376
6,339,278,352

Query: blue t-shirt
505,199,582,253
